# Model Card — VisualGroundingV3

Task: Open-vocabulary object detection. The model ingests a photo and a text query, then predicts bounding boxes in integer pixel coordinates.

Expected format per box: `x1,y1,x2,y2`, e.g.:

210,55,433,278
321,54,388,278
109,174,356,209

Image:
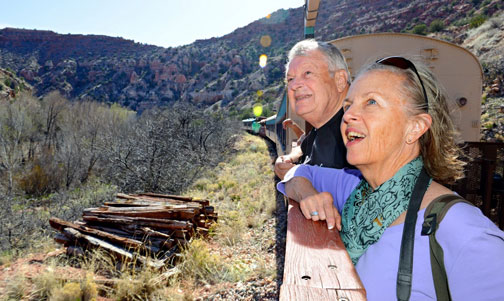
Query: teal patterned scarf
341,157,431,265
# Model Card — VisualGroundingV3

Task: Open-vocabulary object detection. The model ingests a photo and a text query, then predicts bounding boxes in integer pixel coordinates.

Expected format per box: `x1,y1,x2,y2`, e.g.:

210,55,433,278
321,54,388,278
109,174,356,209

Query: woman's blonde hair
358,59,465,184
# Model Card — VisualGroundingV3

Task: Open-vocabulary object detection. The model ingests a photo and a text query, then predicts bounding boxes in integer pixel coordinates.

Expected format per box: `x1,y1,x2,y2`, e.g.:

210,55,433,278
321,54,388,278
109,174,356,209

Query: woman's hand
299,191,342,231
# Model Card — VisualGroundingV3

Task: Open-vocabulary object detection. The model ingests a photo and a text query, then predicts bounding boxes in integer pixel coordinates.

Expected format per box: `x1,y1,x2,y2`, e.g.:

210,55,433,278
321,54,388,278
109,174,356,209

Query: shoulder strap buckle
421,213,437,236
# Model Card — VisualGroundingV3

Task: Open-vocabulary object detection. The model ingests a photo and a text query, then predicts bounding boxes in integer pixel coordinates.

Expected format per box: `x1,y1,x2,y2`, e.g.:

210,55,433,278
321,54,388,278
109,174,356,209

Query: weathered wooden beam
62,227,165,269
86,206,198,213
83,207,197,220
116,193,139,200
135,192,194,202
102,201,200,209
73,223,176,250
133,193,210,207
82,214,193,231
104,200,203,209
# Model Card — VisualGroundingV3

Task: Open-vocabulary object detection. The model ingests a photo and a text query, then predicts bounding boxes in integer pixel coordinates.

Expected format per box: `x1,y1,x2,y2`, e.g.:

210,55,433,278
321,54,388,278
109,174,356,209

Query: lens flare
260,35,272,47
252,122,261,133
259,54,268,68
253,104,263,117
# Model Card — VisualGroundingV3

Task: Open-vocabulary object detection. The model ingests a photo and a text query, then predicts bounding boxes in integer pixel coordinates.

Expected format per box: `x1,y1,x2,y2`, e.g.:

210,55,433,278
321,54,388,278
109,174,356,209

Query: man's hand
299,192,341,231
274,155,295,180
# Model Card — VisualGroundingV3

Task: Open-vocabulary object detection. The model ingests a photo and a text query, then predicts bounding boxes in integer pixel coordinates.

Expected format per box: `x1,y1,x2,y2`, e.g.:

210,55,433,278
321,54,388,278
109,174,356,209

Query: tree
0,93,39,195
40,91,67,150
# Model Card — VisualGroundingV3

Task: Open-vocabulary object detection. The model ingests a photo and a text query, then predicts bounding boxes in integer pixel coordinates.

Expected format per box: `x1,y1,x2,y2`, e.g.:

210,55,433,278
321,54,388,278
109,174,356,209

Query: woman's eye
343,104,350,111
304,71,312,76
367,99,377,105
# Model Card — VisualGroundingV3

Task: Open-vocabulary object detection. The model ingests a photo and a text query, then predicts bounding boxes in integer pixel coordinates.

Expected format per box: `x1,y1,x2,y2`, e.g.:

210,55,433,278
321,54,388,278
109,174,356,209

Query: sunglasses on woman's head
376,56,429,112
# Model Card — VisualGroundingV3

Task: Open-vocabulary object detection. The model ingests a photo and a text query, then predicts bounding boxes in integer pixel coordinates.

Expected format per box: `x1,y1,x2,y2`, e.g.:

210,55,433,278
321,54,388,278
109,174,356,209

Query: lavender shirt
277,164,504,300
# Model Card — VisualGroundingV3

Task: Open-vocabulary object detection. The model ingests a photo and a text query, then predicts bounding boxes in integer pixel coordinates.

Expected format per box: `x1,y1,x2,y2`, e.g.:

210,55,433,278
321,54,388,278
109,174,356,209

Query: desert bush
30,272,98,301
412,23,427,35
177,238,231,284
429,19,445,32
453,17,470,26
490,19,500,29
80,273,99,301
51,282,82,301
470,14,488,28
113,268,165,301
31,268,63,300
16,163,61,197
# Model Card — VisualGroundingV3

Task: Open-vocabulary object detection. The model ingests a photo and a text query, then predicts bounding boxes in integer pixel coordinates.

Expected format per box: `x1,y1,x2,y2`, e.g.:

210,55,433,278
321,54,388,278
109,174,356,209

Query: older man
275,39,351,179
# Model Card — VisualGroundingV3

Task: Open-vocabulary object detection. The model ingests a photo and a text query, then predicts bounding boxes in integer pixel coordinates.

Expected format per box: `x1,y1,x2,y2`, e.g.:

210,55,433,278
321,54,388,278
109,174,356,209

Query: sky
0,0,305,48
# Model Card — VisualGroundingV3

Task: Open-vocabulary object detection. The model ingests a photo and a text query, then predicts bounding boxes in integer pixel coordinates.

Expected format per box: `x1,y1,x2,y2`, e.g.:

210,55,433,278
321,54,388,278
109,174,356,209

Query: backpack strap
396,168,431,301
421,194,474,301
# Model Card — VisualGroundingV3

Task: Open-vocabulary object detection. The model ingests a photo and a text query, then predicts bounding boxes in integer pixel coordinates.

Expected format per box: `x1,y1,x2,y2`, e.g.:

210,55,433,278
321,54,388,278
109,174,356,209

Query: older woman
277,57,504,300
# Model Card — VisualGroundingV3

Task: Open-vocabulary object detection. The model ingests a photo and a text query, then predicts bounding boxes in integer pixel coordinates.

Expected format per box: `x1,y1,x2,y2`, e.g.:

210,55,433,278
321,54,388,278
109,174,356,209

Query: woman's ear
406,113,432,144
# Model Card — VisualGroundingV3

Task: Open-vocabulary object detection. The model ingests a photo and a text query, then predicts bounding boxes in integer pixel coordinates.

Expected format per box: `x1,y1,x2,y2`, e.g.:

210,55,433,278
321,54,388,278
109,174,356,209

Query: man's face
286,49,343,127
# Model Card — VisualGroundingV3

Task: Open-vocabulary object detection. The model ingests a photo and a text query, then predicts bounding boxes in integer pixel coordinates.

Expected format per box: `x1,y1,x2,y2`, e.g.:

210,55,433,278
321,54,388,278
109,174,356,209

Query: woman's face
341,69,412,170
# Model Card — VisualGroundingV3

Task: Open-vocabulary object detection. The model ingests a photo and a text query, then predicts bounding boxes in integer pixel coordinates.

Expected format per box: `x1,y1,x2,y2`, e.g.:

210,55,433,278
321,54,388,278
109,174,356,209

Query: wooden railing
450,142,504,229
280,199,366,300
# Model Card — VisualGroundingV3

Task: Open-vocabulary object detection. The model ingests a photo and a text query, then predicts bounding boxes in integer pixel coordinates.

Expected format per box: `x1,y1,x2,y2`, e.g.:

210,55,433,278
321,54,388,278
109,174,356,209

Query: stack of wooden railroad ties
49,193,217,269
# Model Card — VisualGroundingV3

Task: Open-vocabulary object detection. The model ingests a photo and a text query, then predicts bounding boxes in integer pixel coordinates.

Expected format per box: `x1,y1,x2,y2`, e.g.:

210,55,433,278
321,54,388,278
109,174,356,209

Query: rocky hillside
0,0,502,115
0,67,32,99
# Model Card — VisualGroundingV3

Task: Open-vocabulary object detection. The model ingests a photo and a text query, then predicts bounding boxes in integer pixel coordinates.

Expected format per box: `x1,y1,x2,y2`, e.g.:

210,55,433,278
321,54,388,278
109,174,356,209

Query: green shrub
470,14,487,28
412,24,427,35
429,19,445,32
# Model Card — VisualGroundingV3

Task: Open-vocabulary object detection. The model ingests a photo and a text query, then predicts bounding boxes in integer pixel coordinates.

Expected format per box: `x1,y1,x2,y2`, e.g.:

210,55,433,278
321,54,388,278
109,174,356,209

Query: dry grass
2,273,26,300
